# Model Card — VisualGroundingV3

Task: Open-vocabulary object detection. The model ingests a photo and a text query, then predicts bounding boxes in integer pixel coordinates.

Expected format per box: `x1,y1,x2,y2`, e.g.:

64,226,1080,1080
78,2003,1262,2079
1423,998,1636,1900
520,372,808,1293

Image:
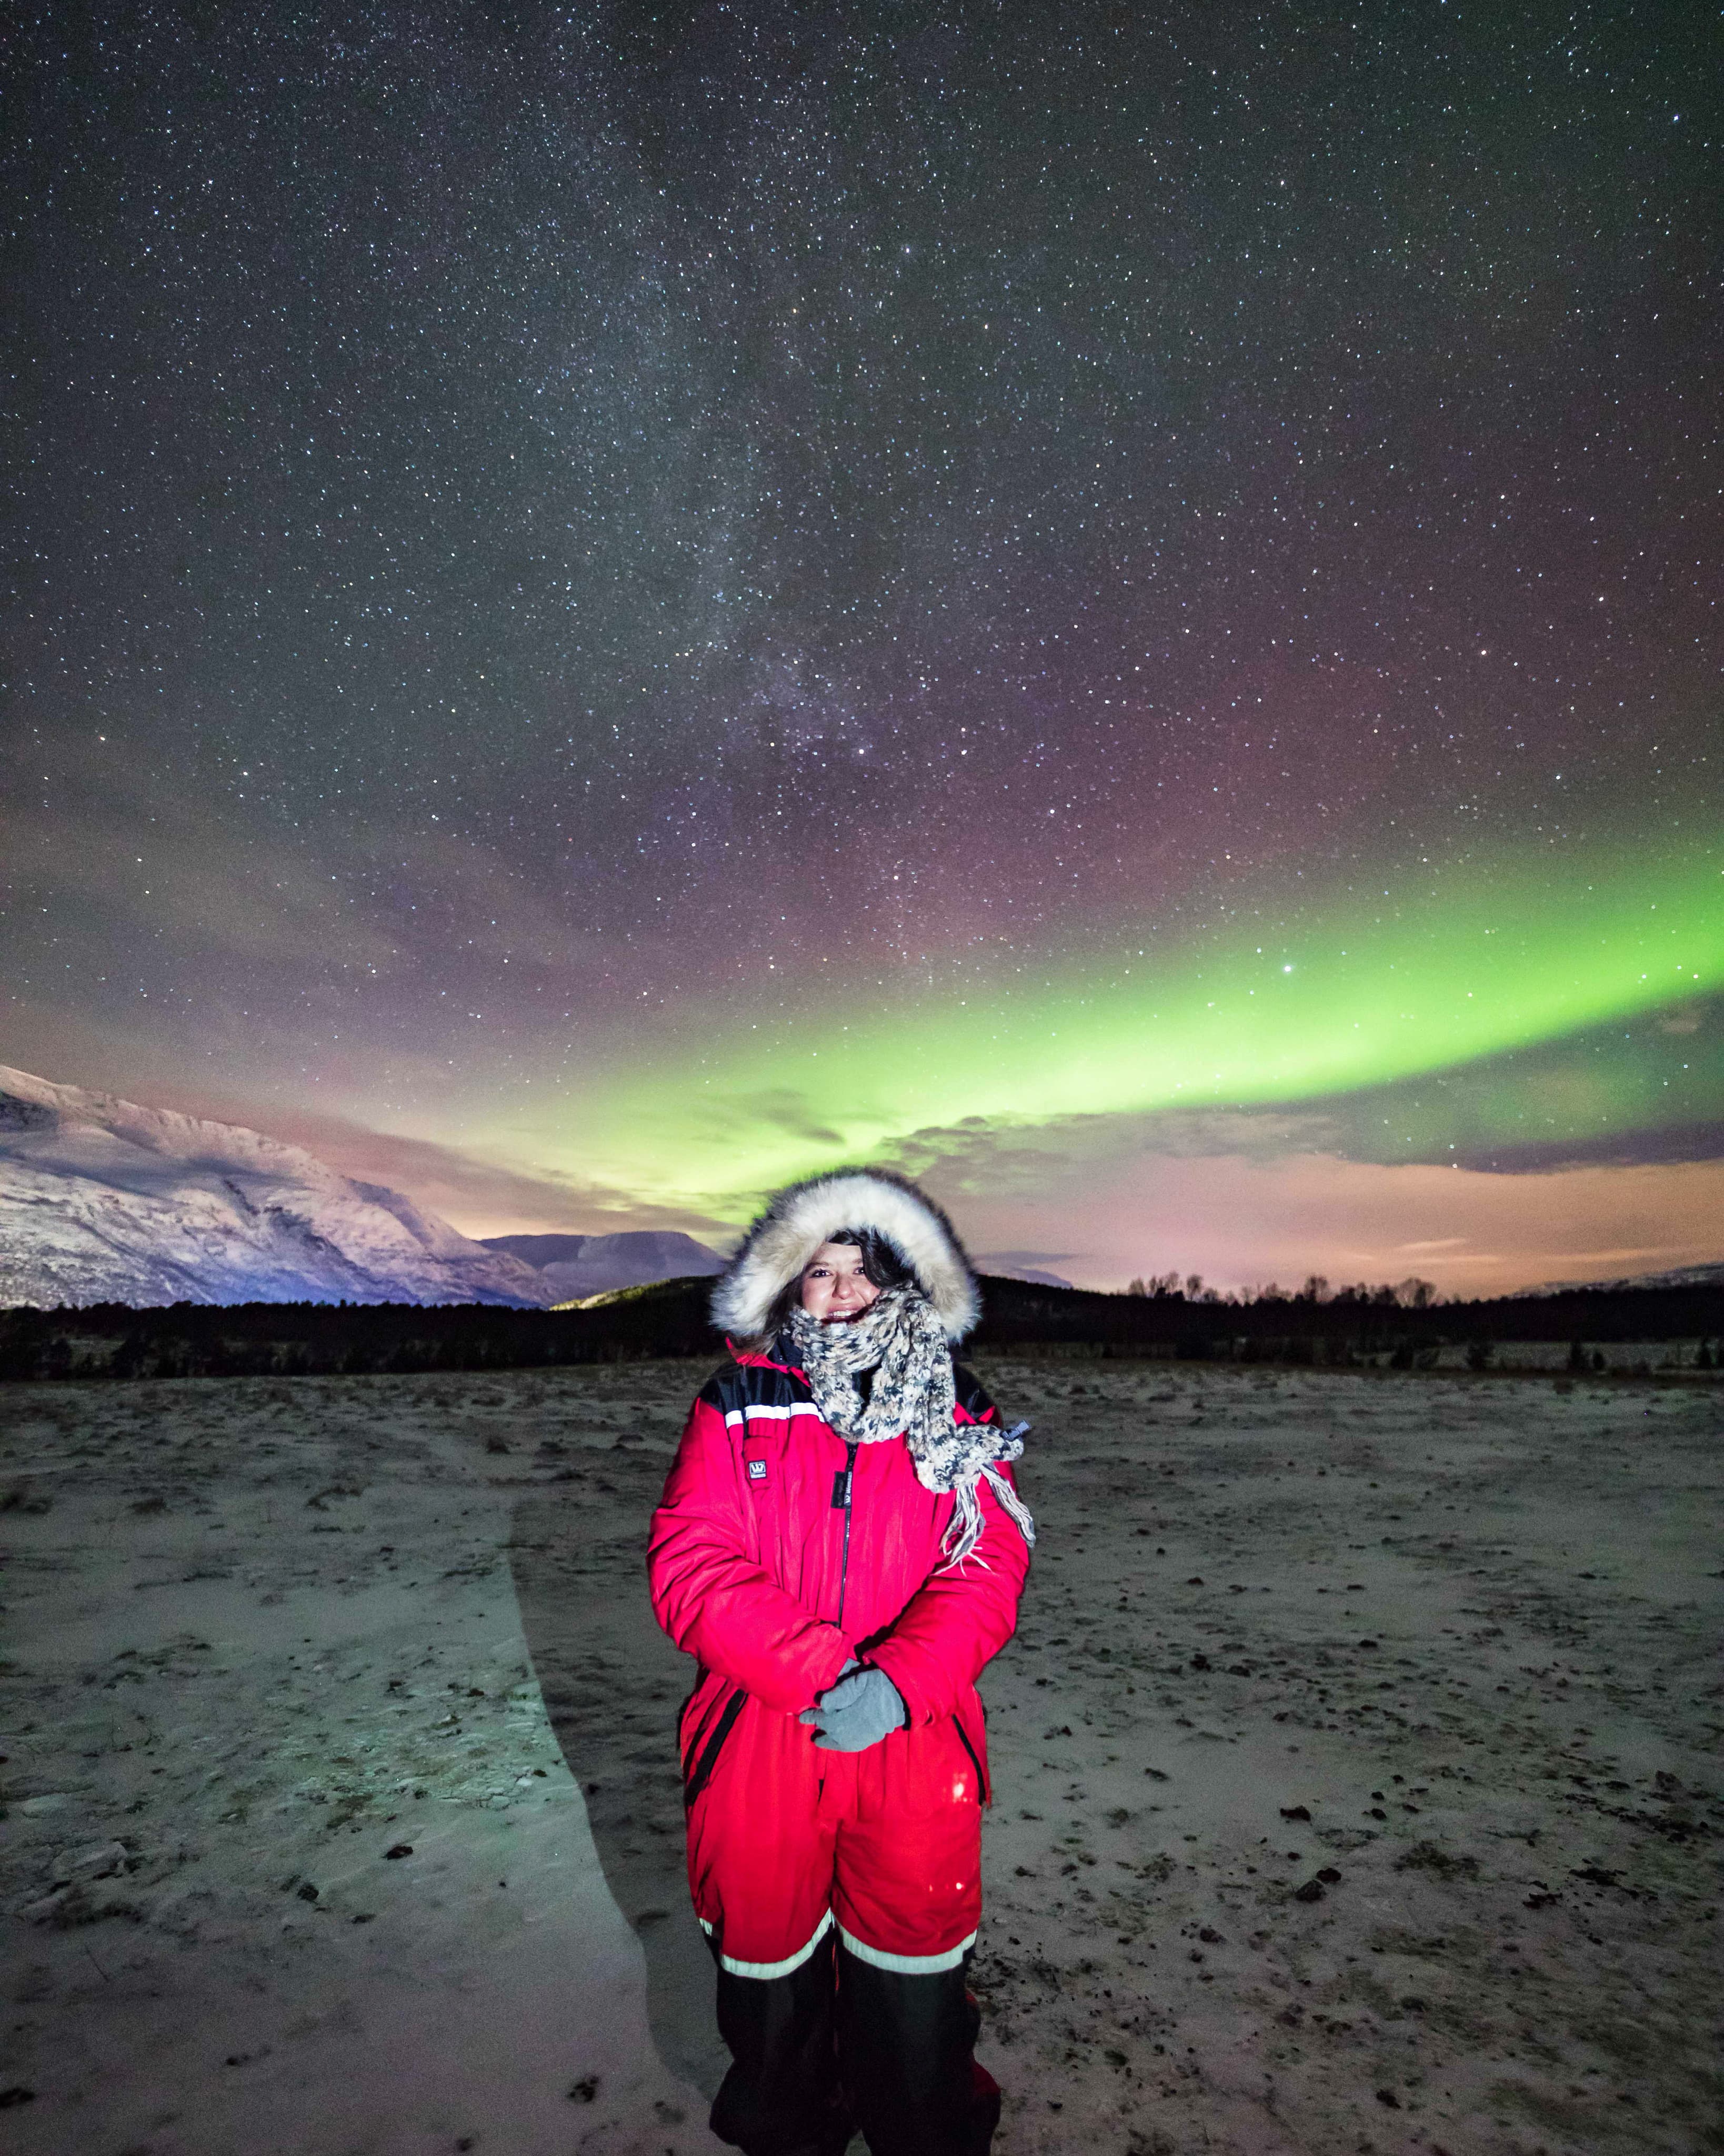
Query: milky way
6,3,1719,1289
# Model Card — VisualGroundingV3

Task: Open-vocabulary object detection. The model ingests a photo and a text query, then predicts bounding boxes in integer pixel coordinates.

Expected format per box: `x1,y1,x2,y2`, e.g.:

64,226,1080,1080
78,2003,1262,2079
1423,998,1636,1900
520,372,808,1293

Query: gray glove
799,1665,906,1752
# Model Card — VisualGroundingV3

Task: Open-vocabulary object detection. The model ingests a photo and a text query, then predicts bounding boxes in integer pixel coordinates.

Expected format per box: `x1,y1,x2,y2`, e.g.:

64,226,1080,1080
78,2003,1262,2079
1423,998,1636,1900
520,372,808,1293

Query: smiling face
799,1240,883,1323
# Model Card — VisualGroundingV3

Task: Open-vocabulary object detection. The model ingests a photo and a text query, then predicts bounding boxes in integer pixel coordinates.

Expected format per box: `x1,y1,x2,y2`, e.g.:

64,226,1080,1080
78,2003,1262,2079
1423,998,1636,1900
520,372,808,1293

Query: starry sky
6,1,1721,1294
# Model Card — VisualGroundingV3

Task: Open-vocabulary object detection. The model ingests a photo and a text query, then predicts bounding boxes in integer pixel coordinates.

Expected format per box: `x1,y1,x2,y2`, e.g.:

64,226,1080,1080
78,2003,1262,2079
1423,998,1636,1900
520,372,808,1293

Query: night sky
6,1,1720,1293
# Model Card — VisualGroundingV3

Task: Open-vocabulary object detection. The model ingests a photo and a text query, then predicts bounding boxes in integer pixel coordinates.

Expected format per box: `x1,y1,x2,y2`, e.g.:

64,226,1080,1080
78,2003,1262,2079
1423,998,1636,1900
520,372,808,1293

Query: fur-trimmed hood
710,1167,982,1343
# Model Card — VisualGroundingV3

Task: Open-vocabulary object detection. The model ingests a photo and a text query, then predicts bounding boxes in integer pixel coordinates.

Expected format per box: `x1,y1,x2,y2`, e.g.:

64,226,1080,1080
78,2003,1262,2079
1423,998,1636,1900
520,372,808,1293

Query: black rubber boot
835,1945,999,2156
707,1928,856,2156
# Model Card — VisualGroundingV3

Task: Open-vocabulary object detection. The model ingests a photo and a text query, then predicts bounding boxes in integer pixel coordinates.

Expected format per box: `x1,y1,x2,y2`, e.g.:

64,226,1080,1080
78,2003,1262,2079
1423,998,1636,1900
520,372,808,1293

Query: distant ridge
1517,1261,1724,1297
478,1232,592,1266
482,1229,725,1302
980,1263,1076,1289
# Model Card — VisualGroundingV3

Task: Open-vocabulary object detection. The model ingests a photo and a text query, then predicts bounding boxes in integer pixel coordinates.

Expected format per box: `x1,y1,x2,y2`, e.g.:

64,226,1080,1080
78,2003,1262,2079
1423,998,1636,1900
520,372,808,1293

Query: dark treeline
0,1283,717,1383
2,1275,1721,1382
968,1277,1724,1368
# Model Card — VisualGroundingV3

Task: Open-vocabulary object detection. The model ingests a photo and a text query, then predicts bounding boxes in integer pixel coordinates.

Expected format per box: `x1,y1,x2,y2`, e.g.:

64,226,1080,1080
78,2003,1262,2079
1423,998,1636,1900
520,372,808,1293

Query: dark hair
759,1226,914,1346
825,1227,915,1291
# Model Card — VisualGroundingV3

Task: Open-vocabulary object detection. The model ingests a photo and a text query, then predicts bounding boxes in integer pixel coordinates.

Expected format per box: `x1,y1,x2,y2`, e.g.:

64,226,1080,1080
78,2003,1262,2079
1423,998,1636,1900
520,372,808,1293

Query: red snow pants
689,1692,999,2155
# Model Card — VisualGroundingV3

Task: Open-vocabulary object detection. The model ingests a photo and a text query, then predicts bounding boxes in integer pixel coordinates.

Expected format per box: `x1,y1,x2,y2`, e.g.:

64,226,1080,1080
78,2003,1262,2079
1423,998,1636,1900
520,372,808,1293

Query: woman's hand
798,1665,906,1751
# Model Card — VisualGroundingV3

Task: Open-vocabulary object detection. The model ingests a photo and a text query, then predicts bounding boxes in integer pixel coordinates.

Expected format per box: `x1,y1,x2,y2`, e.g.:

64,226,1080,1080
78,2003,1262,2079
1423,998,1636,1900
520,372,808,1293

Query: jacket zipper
833,1440,859,1631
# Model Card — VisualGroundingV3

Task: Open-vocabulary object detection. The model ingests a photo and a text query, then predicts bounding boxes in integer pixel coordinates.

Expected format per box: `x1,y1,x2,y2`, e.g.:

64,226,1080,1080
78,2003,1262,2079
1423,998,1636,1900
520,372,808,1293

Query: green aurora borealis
535,840,1723,1215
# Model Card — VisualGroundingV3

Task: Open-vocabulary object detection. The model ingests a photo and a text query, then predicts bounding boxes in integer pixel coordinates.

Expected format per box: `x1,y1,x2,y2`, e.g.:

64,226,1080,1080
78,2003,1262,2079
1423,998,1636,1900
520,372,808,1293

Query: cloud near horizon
197,1079,1724,1298
238,1115,743,1246
919,1144,1724,1299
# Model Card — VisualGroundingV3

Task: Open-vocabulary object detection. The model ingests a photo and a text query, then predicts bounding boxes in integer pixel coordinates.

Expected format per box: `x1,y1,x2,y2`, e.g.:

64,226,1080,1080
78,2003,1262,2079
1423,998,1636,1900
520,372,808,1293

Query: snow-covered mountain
1620,1262,1724,1290
0,1066,552,1309
481,1229,726,1304
979,1262,1077,1290
1518,1260,1724,1297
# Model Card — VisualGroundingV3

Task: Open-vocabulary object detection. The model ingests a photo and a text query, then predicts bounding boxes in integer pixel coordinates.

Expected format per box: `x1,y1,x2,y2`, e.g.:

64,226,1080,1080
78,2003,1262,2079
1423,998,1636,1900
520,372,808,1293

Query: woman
648,1167,1035,2156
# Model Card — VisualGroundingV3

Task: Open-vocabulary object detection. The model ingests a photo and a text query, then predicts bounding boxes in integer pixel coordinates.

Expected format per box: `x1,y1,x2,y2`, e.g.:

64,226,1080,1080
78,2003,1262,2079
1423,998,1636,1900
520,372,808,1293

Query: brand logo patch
747,1459,768,1481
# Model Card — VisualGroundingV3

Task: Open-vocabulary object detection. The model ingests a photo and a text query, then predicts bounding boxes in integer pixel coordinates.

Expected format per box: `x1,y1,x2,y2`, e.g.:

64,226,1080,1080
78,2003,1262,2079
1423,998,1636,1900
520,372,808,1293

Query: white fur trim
711,1169,982,1342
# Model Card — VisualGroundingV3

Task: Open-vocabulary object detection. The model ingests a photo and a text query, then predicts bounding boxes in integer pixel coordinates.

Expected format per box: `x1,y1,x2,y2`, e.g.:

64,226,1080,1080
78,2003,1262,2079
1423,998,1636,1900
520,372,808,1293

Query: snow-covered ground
2,1361,1719,2154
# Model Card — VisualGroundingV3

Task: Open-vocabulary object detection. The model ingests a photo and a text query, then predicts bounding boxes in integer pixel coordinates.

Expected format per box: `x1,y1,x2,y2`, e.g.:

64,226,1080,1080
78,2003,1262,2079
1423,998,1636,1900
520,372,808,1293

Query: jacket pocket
678,1666,715,1773
954,1716,989,1806
684,1687,747,1810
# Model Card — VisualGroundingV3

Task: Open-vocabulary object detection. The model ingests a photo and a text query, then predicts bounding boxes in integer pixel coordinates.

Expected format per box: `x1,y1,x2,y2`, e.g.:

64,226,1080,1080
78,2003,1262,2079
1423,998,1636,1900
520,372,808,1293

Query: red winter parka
648,1344,1029,1819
